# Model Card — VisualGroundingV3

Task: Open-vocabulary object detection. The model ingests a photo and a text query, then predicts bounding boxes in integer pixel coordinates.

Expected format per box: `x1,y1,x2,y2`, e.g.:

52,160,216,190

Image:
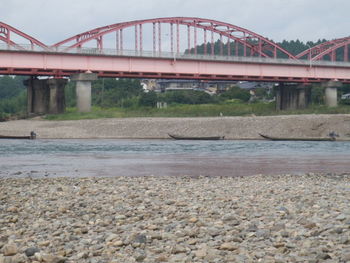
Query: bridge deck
1,45,350,82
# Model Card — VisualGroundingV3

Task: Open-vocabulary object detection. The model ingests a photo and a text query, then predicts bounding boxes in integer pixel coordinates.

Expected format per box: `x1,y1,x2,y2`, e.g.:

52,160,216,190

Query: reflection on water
1,139,350,178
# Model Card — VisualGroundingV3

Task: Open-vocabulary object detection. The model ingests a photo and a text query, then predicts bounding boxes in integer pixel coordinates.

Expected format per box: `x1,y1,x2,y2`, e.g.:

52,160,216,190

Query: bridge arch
53,17,296,59
0,22,46,50
296,37,350,62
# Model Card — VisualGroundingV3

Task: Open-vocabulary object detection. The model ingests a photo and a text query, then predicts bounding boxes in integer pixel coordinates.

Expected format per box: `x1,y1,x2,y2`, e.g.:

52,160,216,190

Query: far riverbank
0,114,350,140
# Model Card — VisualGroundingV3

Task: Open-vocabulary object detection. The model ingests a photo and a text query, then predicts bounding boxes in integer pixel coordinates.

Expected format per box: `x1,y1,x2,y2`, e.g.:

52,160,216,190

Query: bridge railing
1,43,350,68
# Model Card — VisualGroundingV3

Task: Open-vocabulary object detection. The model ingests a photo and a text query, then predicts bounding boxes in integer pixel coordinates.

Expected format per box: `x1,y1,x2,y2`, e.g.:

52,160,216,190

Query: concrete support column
323,80,341,107
297,88,306,109
48,79,68,114
325,87,338,107
275,85,281,110
26,78,33,114
297,85,311,109
275,84,297,110
32,80,49,114
24,77,67,115
76,81,92,112
71,73,98,112
24,78,49,114
275,84,310,110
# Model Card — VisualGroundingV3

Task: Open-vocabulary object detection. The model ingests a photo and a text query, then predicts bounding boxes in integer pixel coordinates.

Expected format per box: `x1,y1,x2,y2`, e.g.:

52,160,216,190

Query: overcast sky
2,0,349,45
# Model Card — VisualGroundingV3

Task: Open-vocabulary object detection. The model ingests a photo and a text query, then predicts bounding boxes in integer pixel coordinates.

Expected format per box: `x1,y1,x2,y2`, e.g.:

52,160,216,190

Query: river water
0,139,349,178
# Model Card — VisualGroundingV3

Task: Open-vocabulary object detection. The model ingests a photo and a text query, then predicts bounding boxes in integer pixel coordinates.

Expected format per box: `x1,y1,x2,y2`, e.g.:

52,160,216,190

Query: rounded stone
2,243,18,256
24,247,40,257
219,242,238,251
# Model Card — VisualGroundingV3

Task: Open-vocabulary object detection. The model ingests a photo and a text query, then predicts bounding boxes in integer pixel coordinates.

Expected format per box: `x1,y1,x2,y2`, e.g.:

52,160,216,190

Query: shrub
139,91,157,107
340,99,350,105
162,90,215,105
0,112,10,122
220,86,251,102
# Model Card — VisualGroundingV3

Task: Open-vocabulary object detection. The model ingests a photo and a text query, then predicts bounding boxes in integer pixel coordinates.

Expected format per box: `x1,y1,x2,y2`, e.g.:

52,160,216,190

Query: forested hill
187,39,330,58
277,39,327,56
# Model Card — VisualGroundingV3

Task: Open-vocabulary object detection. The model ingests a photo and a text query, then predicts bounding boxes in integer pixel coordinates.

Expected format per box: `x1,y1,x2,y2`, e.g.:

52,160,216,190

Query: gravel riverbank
0,114,350,139
1,174,350,262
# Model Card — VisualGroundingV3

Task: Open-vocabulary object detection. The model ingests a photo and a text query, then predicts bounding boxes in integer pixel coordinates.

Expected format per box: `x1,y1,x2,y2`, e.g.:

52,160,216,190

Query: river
1,139,349,178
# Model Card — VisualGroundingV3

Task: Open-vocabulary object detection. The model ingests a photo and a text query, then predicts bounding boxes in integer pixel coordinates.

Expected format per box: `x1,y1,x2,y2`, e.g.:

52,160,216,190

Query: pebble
342,252,350,261
219,242,238,251
24,247,40,257
2,243,18,256
0,173,349,262
194,248,207,258
44,254,66,263
12,254,28,263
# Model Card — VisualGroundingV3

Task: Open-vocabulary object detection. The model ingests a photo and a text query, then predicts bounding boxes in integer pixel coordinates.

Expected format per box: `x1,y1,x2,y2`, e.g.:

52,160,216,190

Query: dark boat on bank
259,133,335,141
168,133,224,140
0,131,36,140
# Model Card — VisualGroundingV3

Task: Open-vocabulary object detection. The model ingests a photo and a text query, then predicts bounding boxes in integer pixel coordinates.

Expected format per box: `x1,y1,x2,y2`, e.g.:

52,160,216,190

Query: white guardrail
1,43,350,68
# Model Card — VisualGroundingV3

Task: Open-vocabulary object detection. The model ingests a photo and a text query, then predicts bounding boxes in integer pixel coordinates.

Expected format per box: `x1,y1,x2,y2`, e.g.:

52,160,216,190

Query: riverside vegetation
1,76,350,121
44,104,350,121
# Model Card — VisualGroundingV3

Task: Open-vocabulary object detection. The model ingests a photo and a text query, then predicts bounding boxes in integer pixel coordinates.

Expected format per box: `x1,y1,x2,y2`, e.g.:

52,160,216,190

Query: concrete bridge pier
24,77,67,115
48,79,67,114
25,77,48,114
323,80,342,107
71,73,98,112
275,84,311,110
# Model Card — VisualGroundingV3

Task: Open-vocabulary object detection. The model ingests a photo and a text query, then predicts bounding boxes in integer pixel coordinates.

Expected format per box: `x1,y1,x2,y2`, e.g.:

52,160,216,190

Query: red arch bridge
0,17,349,113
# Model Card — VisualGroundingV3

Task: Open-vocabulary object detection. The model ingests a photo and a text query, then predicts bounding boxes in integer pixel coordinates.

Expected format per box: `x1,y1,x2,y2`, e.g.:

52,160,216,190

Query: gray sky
2,0,349,45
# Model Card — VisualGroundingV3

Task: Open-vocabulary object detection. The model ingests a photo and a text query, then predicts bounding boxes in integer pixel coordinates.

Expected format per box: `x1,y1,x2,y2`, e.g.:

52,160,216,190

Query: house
341,93,350,100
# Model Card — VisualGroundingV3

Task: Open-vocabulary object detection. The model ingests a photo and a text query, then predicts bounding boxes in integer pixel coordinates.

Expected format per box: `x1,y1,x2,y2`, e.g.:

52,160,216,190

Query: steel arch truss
53,17,296,59
0,22,46,50
296,37,350,62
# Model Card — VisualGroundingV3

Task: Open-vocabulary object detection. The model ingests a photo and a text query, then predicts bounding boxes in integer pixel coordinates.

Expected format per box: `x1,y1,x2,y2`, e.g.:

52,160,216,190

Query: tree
0,76,27,116
139,91,157,107
311,85,324,105
65,81,76,107
220,86,251,102
254,88,268,99
0,76,26,99
91,78,143,107
161,90,215,105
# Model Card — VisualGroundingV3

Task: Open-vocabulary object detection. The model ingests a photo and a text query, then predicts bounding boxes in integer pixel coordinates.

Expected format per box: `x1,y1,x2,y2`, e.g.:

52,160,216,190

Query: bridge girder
0,22,47,49
296,36,350,62
52,17,297,59
1,19,350,63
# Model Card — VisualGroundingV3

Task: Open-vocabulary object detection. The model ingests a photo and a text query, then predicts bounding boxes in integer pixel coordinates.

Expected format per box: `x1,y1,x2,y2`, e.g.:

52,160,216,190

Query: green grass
43,103,350,121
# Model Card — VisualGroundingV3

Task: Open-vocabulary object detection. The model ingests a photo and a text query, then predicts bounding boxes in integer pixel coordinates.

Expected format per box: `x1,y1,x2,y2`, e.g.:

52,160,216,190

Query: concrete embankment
0,114,350,139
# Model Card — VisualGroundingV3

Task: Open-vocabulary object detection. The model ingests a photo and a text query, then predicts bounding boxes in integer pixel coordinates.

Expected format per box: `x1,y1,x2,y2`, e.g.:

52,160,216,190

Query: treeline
187,38,350,60
70,78,252,108
0,75,254,119
1,75,350,120
137,86,252,107
64,78,144,108
277,39,326,56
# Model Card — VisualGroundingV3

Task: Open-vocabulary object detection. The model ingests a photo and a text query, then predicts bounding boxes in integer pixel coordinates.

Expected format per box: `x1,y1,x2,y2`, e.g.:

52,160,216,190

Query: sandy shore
0,114,350,139
0,174,349,262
